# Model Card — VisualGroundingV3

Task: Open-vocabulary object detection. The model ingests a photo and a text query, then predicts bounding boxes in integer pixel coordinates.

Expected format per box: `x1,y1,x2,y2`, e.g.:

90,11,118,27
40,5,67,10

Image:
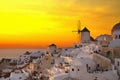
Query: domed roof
112,22,120,32
49,44,56,47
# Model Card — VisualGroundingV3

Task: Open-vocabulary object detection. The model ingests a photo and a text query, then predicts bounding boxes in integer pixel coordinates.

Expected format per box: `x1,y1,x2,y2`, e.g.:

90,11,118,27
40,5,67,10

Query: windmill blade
72,20,82,43
78,29,80,34
78,20,81,30
78,32,81,42
72,31,78,32
77,20,81,34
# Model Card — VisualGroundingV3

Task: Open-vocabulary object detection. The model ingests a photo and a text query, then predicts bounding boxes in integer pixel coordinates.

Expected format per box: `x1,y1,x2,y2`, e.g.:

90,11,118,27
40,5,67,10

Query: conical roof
81,27,90,32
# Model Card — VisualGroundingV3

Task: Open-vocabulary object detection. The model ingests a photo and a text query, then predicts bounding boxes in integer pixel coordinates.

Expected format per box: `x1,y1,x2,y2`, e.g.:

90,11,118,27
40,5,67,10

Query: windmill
72,20,82,43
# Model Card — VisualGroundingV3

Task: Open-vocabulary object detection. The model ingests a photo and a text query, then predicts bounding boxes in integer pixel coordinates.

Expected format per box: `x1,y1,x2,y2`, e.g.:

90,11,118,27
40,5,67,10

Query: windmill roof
81,27,90,32
49,44,57,47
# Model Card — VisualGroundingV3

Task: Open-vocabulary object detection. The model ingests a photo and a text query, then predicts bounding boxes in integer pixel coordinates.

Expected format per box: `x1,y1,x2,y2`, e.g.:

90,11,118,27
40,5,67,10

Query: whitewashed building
109,22,120,48
96,34,112,47
48,44,57,54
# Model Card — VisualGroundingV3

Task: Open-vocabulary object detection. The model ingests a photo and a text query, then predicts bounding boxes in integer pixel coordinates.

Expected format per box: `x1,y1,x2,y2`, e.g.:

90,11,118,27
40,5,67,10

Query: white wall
48,46,57,54
115,58,120,74
113,30,120,40
81,32,90,43
54,73,69,80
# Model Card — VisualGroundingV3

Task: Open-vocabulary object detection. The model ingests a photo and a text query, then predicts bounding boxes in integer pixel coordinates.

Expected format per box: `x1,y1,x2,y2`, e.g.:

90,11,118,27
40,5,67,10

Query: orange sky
0,0,120,48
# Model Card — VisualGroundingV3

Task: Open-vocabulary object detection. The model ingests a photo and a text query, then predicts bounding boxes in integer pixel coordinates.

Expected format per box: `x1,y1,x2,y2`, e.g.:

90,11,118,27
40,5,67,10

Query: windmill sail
72,20,82,43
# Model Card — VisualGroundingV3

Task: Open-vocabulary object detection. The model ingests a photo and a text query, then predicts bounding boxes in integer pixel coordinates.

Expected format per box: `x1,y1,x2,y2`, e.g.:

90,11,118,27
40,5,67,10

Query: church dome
112,22,120,32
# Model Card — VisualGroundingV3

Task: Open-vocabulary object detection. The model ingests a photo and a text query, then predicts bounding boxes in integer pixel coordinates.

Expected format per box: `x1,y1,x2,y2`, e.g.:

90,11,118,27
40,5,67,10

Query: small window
80,45,82,47
78,69,79,71
75,45,78,48
119,35,120,39
99,50,101,52
40,72,42,73
97,64,100,67
88,67,91,70
46,58,48,60
118,62,119,66
72,68,74,71
115,35,118,39
86,64,88,68
51,62,53,64
37,66,39,69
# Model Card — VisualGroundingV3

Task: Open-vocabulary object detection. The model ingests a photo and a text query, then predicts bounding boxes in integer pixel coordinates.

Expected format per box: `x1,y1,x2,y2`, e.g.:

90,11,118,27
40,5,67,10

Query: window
115,35,117,39
80,45,82,47
118,62,119,66
75,45,78,48
119,35,120,39
37,66,40,69
72,68,74,71
78,69,79,71
53,59,55,64
106,51,111,58
88,67,91,70
97,64,100,67
99,50,101,52
86,64,88,68
46,58,48,60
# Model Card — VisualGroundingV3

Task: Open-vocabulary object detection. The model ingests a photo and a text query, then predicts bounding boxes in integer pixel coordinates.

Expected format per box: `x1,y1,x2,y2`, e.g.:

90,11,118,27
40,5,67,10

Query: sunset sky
0,0,120,48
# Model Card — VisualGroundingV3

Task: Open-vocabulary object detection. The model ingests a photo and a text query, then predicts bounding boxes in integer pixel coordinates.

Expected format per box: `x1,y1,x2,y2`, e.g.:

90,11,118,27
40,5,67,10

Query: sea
0,48,46,59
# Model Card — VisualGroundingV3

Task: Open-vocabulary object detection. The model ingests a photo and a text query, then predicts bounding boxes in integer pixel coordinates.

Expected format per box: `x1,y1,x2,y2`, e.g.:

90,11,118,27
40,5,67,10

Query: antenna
72,20,82,43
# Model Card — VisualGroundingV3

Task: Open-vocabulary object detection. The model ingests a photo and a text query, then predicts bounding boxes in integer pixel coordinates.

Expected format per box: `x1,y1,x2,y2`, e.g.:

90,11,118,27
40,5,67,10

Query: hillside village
0,22,120,80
